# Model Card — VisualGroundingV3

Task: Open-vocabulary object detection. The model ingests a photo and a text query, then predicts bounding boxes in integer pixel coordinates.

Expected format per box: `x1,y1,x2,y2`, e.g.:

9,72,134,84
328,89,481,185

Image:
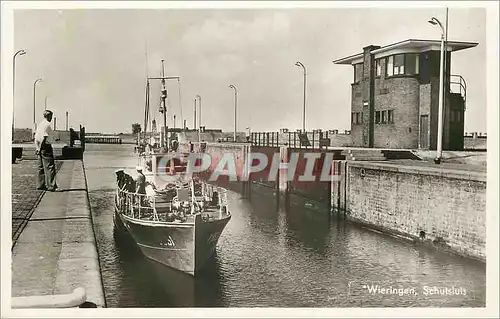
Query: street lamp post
429,17,445,164
13,49,26,136
229,85,238,142
193,98,197,129
295,61,307,133
33,78,43,136
196,94,202,129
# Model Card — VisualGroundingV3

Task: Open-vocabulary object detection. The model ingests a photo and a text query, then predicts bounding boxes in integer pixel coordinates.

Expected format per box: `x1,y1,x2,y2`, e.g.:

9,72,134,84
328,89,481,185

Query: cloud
181,11,291,55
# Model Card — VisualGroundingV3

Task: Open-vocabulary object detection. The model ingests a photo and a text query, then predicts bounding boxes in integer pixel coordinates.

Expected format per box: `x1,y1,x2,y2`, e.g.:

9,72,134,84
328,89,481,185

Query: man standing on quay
34,110,58,191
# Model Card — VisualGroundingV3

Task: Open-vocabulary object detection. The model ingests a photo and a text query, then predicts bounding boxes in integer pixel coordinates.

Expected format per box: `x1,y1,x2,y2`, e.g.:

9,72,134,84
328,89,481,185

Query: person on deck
171,139,179,152
135,166,146,195
34,110,59,191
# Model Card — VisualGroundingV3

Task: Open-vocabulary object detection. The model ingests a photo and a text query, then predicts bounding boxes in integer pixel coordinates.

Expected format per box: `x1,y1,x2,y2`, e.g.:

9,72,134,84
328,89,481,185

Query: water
84,144,486,307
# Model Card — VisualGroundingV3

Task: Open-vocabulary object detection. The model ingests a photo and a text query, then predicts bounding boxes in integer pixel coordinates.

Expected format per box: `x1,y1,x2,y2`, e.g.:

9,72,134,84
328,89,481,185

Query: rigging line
149,72,161,132
146,81,150,135
145,36,149,80
143,36,149,137
144,82,149,135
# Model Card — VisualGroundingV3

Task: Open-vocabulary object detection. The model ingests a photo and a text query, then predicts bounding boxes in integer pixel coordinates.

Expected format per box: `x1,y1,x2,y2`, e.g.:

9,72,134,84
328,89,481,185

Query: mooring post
242,144,252,199
278,145,290,208
327,158,332,218
331,159,337,218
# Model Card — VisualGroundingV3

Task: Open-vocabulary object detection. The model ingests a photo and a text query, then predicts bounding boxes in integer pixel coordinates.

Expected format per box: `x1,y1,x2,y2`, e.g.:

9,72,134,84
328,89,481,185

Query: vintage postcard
1,1,498,318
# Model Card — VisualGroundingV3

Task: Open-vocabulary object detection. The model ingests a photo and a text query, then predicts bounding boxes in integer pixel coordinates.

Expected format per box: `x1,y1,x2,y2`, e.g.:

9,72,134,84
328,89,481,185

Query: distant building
333,39,477,150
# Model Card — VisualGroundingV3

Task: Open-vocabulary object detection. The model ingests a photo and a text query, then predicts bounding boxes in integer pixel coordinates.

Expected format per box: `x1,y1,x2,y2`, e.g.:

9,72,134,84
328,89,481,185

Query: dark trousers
37,144,57,190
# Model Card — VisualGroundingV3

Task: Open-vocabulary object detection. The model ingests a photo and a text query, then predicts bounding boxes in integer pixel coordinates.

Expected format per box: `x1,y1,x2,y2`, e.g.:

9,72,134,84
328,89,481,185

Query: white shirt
145,184,156,197
34,119,54,145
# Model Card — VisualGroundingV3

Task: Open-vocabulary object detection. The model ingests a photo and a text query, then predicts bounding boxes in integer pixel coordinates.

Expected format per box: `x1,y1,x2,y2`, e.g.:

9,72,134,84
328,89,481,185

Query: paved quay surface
11,160,106,308
11,160,63,244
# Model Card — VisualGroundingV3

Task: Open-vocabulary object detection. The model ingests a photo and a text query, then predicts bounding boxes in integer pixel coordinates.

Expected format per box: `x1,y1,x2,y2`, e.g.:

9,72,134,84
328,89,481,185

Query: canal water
84,144,486,307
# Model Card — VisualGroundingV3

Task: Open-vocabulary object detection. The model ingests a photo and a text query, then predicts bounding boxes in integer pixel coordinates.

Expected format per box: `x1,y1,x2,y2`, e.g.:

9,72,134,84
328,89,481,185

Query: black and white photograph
1,1,498,317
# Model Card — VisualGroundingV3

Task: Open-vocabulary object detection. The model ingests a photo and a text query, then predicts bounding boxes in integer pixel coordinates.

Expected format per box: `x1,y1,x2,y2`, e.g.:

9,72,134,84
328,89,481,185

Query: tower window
385,53,420,77
388,110,394,123
352,112,364,125
375,59,382,77
386,56,394,76
394,54,405,75
406,53,419,75
354,63,363,83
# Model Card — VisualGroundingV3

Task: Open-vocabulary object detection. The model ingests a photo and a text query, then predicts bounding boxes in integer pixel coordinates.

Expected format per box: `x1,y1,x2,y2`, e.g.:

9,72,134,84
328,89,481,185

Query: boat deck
116,189,229,224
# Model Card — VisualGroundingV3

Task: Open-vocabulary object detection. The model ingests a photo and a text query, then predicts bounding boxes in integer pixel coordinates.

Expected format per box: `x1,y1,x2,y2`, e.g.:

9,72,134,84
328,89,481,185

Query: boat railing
116,180,230,222
218,188,229,218
116,188,159,221
196,181,229,218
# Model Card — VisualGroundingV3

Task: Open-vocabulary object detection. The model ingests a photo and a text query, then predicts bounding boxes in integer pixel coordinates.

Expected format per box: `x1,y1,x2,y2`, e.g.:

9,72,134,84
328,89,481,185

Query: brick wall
374,77,420,148
362,46,378,147
330,134,353,147
351,59,422,148
464,136,487,150
429,78,440,150
347,49,463,150
13,129,75,145
53,130,71,145
345,161,486,261
419,83,431,149
13,128,33,143
351,83,363,146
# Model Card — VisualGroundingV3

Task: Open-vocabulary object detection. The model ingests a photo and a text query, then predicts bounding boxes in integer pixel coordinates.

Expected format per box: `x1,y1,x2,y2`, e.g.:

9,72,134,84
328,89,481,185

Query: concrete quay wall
342,161,486,261
11,160,105,308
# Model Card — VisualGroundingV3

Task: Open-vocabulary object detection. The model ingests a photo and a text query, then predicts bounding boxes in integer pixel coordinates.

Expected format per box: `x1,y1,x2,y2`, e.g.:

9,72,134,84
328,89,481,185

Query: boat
113,167,231,275
113,60,231,276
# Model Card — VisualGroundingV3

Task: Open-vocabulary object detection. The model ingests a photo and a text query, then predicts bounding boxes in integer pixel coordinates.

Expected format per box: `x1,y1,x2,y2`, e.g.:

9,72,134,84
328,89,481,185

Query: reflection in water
85,144,486,308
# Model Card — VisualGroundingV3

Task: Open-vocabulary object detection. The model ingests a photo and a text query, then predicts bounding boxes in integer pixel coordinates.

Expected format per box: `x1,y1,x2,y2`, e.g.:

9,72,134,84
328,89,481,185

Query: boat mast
160,59,168,150
146,62,179,150
144,82,150,143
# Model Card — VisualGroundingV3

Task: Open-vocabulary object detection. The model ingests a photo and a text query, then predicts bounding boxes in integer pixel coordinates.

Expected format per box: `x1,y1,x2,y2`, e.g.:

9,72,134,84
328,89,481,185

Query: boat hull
113,204,230,275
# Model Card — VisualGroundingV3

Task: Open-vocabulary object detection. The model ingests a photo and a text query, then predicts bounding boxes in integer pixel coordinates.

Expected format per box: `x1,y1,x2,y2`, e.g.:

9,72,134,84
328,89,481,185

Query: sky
11,5,487,134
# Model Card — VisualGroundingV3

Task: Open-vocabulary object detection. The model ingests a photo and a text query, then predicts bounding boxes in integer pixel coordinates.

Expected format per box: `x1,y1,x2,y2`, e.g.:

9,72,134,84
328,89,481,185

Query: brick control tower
333,39,477,150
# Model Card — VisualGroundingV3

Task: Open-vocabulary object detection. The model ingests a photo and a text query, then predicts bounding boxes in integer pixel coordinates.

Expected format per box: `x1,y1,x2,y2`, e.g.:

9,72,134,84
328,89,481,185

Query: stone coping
12,143,69,149
348,161,486,182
